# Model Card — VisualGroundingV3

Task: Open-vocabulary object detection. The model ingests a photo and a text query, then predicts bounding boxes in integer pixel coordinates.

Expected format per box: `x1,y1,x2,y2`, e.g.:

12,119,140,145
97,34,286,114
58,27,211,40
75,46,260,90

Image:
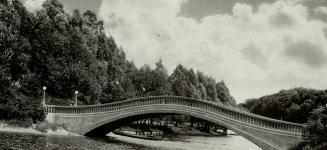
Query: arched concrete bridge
45,96,306,150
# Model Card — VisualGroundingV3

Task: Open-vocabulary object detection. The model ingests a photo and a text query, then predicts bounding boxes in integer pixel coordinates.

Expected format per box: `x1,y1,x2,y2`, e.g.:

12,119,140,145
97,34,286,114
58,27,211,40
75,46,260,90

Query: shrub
7,118,33,128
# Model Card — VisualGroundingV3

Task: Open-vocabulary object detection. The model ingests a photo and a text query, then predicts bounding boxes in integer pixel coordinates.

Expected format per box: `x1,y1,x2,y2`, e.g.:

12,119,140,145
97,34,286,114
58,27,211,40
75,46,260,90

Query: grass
34,121,67,133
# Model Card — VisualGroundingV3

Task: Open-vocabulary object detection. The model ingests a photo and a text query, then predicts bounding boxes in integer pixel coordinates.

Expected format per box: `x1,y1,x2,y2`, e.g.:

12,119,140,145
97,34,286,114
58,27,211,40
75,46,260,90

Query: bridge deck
45,96,305,136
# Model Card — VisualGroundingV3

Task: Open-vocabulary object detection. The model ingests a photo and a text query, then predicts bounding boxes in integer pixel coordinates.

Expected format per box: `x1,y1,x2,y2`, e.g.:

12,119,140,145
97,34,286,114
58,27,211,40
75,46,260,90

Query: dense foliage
0,0,235,123
306,107,327,146
289,107,327,150
240,88,327,123
240,88,327,149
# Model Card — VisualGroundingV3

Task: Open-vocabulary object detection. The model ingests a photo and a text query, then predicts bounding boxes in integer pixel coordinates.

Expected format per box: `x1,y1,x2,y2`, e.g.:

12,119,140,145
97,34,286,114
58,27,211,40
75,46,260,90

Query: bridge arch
45,96,305,150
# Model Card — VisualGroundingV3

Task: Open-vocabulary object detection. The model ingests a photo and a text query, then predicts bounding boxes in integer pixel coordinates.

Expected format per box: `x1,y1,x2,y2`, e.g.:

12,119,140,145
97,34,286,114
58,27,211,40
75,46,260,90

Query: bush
0,88,45,123
7,118,33,128
313,143,327,150
306,107,327,145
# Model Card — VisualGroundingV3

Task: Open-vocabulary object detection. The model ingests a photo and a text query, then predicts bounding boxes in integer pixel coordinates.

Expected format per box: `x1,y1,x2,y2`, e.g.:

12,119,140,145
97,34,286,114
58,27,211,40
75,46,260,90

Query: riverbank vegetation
129,115,227,136
0,0,235,127
115,122,227,141
112,115,229,141
240,88,327,149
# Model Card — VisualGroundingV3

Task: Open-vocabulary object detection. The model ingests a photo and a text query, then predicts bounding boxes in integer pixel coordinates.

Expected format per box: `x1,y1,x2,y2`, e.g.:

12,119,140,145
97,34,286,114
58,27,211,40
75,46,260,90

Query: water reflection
0,132,151,150
0,131,261,150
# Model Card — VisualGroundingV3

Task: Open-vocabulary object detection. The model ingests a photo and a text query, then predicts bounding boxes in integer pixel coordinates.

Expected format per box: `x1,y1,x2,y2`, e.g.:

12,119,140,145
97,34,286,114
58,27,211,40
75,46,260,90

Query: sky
23,0,327,103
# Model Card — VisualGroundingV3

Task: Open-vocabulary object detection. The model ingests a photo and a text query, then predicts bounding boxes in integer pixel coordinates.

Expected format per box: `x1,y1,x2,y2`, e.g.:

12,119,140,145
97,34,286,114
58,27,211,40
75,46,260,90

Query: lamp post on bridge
74,91,79,106
42,86,46,106
142,87,145,97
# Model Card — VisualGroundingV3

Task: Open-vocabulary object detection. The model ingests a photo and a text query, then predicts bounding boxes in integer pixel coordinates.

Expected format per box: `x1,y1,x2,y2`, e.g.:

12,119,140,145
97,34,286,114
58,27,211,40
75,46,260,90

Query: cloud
61,0,102,14
262,0,309,28
232,3,253,19
270,12,294,27
242,44,266,66
284,41,327,68
314,6,327,15
312,6,327,22
99,0,327,102
24,0,45,12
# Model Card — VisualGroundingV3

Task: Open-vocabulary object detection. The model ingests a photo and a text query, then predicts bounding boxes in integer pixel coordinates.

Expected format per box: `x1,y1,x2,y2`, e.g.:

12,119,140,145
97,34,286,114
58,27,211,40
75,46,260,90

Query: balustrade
45,96,304,134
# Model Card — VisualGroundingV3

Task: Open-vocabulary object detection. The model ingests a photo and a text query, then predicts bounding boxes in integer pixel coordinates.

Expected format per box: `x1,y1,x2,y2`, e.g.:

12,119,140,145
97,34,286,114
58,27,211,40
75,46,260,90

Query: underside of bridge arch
81,108,246,138
84,113,181,136
47,105,304,150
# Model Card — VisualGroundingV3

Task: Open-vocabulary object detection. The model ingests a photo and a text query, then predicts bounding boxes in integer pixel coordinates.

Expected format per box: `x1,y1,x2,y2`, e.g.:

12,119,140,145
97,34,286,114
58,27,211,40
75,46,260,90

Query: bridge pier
223,128,227,136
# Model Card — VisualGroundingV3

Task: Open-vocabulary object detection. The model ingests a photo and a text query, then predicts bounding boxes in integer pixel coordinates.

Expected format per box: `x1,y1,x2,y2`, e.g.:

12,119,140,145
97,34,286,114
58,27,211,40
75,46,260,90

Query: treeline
239,88,327,149
0,0,235,124
240,88,327,123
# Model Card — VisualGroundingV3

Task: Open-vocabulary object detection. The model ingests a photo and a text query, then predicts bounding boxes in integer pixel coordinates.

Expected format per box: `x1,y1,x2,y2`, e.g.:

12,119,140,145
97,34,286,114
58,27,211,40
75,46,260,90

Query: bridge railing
45,96,305,135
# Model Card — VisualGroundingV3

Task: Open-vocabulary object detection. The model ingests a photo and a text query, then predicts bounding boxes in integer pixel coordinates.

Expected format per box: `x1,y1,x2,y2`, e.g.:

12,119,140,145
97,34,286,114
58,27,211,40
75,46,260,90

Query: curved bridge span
45,96,305,150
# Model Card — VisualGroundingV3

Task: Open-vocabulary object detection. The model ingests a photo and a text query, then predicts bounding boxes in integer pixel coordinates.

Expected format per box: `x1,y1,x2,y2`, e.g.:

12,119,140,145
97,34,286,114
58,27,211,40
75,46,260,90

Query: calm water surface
0,131,261,150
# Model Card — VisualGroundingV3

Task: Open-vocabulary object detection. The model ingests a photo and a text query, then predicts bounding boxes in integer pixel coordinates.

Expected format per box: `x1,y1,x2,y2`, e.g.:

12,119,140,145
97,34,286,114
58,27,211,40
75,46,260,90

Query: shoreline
0,123,79,136
113,130,162,140
115,125,231,141
0,122,236,138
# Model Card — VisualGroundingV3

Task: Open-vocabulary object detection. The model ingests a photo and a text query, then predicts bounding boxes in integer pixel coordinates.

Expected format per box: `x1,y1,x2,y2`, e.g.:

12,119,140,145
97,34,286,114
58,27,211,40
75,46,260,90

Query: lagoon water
0,131,261,150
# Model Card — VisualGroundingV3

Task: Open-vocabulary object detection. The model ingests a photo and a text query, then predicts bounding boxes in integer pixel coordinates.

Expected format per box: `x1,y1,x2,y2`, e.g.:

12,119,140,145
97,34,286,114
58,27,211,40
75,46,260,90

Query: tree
216,81,236,105
240,88,327,123
0,0,238,126
170,65,190,97
152,59,172,95
206,78,218,102
306,107,327,145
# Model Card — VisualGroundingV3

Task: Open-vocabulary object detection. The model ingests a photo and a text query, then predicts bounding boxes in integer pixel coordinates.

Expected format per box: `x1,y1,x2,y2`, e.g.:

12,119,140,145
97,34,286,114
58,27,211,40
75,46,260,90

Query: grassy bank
0,120,75,136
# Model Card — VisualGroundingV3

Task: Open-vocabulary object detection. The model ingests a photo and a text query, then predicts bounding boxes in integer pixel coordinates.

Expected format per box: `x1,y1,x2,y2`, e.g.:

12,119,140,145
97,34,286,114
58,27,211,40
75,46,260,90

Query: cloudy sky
23,0,327,103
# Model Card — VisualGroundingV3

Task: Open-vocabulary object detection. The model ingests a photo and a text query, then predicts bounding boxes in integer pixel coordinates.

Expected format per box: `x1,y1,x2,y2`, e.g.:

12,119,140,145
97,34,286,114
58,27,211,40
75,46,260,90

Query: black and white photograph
1,0,327,149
